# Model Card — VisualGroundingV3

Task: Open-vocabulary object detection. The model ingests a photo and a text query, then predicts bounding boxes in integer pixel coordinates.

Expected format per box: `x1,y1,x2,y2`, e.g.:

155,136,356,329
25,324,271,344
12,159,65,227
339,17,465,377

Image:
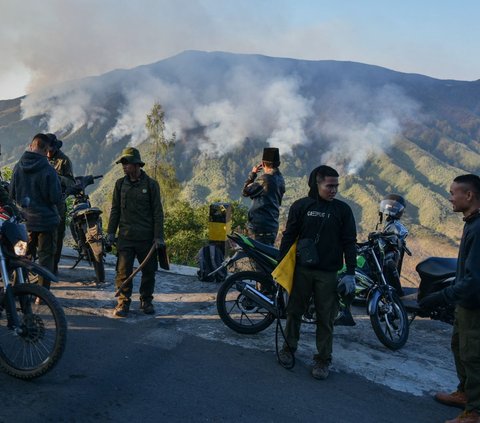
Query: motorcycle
0,203,67,379
215,229,410,350
68,175,105,283
401,257,456,325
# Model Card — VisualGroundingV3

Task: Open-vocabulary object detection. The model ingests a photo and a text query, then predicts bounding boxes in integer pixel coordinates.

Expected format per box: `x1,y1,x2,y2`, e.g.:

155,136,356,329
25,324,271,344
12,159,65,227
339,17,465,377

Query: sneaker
113,302,129,318
312,357,330,380
278,347,294,367
140,299,155,315
446,410,480,423
435,390,468,409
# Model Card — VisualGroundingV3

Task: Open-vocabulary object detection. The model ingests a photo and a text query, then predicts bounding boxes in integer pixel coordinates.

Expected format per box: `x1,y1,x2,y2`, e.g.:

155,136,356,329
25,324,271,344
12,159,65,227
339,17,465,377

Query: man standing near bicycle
10,133,62,291
278,165,357,380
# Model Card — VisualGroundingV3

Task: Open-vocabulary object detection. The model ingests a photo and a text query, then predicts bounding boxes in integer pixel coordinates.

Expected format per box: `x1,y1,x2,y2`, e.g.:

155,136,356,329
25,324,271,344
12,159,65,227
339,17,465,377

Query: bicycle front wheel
0,283,67,379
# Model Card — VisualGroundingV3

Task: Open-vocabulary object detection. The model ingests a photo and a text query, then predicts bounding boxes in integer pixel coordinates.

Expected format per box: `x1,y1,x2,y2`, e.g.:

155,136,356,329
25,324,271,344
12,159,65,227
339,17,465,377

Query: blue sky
1,0,479,100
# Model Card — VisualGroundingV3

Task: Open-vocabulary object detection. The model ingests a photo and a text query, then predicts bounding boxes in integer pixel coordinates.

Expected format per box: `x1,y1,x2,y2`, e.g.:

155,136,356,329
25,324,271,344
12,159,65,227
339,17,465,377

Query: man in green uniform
46,134,75,275
107,147,165,317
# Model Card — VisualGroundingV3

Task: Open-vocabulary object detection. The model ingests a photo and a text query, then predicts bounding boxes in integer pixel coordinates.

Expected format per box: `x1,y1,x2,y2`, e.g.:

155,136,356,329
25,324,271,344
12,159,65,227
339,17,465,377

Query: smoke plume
20,55,422,173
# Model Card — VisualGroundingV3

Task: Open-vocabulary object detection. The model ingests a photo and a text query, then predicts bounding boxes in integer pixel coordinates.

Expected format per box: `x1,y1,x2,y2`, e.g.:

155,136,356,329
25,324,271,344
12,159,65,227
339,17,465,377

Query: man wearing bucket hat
107,147,165,317
46,133,75,275
242,147,285,246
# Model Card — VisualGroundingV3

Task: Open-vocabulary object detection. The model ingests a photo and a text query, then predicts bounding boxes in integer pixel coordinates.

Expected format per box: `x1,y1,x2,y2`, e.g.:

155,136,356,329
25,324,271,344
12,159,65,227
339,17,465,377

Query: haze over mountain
1,50,479,277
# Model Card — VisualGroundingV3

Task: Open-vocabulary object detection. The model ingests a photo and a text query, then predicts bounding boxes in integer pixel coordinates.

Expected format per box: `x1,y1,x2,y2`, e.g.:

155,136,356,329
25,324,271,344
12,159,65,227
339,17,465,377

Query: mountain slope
1,50,479,279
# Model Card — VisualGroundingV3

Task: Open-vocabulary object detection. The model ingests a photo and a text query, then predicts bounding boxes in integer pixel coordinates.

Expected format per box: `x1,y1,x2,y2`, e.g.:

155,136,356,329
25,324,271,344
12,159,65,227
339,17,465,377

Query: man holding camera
242,147,285,246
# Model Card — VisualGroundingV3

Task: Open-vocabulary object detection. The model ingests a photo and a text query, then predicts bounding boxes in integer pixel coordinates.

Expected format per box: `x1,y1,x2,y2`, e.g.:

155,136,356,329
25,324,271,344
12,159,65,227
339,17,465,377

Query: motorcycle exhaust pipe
239,283,279,316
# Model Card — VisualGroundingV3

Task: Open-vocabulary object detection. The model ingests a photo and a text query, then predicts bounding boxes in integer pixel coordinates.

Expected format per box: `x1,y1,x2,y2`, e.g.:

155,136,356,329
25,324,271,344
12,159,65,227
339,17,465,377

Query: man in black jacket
46,133,75,275
278,165,357,380
242,147,285,246
10,134,62,290
420,174,480,423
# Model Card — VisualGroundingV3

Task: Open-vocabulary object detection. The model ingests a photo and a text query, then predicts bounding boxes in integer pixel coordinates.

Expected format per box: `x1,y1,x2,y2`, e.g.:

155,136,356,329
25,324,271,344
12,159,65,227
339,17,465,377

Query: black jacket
242,169,285,234
10,151,62,232
444,211,480,309
279,167,357,275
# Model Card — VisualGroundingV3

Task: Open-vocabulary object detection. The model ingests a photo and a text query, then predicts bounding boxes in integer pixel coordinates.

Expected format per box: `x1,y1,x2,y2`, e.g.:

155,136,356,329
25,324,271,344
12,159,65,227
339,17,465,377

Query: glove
105,233,116,246
418,290,448,310
337,275,356,296
154,238,165,249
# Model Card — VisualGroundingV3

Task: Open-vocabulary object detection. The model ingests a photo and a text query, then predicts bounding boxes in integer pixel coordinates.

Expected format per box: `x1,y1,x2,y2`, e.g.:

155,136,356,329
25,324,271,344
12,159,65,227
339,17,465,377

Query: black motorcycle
401,257,456,325
68,175,105,283
0,204,67,379
215,230,410,350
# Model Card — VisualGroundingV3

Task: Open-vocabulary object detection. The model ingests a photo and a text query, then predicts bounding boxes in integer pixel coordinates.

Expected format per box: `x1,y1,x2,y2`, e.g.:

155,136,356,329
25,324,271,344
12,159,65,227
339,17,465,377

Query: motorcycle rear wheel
216,271,276,334
370,291,409,350
0,283,67,379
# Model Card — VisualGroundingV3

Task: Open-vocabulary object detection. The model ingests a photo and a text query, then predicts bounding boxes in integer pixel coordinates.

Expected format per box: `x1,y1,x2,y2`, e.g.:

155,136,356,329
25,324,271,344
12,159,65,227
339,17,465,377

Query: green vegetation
91,103,249,266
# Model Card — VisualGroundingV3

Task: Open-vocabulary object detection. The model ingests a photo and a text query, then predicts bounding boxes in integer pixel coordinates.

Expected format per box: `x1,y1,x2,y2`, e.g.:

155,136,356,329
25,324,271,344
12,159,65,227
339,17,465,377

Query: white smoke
316,83,422,173
20,60,422,173
21,81,109,134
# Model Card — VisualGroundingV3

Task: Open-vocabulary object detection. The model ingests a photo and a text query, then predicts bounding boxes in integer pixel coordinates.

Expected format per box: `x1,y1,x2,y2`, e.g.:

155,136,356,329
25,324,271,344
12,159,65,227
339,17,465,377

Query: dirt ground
52,248,458,398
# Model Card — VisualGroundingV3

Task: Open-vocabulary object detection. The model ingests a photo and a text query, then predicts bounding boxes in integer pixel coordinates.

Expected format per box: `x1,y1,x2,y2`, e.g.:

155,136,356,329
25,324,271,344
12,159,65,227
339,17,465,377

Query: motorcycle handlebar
93,175,103,179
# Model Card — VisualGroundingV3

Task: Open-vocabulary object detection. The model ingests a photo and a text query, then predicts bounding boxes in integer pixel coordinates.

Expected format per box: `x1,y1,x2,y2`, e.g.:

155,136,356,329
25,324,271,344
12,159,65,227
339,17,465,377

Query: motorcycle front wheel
369,291,409,350
216,271,276,334
0,283,67,379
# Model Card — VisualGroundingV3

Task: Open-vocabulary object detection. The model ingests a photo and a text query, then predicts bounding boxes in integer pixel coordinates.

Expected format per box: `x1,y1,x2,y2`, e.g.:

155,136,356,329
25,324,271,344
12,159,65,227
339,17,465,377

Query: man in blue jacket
420,174,480,423
242,147,285,246
10,134,62,290
278,165,357,380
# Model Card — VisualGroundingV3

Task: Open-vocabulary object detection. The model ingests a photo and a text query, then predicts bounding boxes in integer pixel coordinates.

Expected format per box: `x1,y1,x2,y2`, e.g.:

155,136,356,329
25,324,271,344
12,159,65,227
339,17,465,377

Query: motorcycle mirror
21,196,31,208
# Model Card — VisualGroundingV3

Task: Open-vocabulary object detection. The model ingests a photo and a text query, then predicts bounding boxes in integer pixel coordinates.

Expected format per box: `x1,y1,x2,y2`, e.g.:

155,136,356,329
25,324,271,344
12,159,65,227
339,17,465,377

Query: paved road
0,254,460,422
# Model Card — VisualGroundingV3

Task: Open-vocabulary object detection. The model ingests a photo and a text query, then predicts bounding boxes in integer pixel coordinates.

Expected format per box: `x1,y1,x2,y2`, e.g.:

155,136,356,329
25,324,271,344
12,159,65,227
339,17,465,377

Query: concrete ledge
61,246,199,277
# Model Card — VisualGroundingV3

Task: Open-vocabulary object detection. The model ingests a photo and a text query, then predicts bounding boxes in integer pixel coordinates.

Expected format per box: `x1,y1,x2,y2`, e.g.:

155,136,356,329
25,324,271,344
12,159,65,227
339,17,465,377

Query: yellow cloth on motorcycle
271,240,297,294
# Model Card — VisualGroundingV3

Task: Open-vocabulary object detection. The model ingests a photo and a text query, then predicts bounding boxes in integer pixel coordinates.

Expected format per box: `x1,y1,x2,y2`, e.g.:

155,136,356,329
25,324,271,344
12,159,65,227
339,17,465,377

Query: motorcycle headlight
14,240,28,256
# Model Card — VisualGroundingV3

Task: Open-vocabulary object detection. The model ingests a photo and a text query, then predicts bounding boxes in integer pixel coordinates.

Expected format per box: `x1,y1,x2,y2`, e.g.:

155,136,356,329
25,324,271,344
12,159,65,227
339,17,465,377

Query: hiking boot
446,410,480,423
140,299,155,315
435,391,468,409
113,302,129,318
312,356,330,380
278,347,294,367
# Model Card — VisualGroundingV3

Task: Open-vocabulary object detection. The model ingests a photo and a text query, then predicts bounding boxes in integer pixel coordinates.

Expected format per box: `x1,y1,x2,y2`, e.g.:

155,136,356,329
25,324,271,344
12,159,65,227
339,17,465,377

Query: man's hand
154,238,166,249
418,291,448,310
251,163,263,174
337,275,356,296
105,233,116,246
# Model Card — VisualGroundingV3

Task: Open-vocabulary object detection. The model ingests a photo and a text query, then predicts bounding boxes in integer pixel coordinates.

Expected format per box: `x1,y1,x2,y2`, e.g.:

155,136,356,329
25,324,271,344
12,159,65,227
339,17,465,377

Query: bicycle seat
416,257,457,280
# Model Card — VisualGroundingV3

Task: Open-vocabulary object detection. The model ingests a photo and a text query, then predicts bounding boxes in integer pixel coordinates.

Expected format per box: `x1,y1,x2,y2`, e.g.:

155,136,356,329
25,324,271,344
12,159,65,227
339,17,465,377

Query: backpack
197,245,227,282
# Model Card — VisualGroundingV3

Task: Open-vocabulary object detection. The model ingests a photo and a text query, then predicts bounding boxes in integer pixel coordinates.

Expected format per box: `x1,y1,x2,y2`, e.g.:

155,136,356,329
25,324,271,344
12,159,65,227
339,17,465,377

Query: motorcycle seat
71,203,89,214
416,257,457,280
248,238,280,260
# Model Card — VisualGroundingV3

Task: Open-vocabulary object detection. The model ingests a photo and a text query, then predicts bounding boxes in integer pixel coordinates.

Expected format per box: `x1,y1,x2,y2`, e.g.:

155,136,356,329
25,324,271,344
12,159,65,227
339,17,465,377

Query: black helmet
379,194,405,219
